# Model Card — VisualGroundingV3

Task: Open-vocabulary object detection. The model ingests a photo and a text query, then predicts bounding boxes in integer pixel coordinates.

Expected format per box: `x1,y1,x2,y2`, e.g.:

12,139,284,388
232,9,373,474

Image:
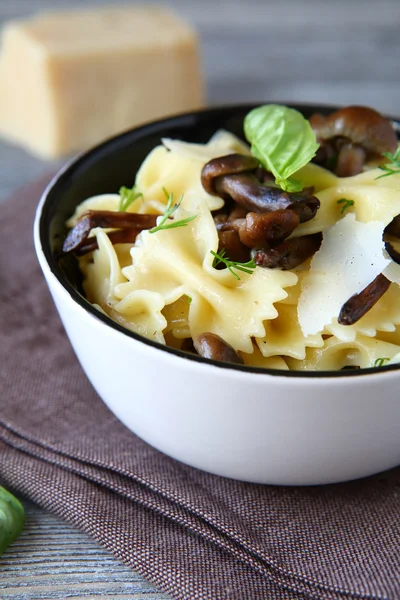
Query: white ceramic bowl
34,104,400,485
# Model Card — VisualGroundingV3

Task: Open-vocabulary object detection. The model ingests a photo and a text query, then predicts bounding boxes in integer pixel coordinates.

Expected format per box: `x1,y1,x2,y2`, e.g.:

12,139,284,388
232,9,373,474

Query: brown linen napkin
0,177,400,600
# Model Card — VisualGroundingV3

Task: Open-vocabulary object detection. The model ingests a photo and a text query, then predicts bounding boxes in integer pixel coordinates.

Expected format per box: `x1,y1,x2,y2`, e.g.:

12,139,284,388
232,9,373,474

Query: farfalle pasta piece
276,267,310,306
113,193,296,353
83,229,125,307
287,335,400,371
293,173,400,238
162,129,250,161
240,345,289,370
295,162,338,193
256,303,324,360
82,229,166,343
375,323,400,347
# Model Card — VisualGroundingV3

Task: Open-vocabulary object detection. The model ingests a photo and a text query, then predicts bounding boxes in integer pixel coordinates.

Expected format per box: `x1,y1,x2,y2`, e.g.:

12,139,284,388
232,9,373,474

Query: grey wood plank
1,499,171,599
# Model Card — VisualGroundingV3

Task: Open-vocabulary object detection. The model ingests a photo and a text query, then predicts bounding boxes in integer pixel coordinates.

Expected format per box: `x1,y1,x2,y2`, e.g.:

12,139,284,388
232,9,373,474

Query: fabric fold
1,441,302,600
1,176,399,600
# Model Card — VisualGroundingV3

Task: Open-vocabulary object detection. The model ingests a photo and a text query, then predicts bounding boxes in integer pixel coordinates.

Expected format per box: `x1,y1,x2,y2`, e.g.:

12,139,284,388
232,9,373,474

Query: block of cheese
0,6,204,159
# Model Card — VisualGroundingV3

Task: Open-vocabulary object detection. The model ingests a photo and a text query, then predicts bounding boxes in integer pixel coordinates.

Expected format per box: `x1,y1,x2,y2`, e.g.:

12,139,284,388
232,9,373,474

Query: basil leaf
0,486,25,555
244,104,319,192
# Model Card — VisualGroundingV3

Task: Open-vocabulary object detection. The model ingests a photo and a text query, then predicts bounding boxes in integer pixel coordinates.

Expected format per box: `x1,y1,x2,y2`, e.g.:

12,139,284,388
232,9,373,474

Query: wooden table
1,0,400,597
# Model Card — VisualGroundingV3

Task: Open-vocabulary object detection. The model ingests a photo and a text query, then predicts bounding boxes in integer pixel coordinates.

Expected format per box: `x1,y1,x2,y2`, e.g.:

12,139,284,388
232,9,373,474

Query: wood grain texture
1,0,400,597
0,500,170,599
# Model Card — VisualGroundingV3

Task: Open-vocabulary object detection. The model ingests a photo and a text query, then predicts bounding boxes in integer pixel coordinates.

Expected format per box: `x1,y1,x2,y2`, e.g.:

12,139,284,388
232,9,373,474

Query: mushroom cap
310,106,397,155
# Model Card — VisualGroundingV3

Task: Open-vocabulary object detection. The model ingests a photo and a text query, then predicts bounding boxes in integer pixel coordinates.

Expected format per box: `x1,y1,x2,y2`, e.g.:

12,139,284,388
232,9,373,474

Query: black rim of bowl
39,102,400,379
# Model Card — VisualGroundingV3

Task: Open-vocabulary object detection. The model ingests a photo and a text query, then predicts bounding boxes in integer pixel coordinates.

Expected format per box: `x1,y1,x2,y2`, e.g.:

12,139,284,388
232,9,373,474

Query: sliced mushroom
338,274,391,326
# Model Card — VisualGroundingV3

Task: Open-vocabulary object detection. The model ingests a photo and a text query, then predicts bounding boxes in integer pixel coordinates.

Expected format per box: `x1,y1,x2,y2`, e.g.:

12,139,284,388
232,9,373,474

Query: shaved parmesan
298,213,390,337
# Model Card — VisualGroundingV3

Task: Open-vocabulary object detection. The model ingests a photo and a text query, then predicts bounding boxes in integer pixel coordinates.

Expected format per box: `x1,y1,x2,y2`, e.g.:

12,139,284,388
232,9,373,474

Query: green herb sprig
374,357,390,367
211,249,256,280
149,192,197,234
376,144,400,179
119,185,143,212
337,198,355,214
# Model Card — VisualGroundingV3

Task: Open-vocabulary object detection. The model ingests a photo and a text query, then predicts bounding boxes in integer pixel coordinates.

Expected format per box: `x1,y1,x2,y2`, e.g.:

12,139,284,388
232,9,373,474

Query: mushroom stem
62,210,158,253
335,143,367,177
338,274,391,326
217,230,250,263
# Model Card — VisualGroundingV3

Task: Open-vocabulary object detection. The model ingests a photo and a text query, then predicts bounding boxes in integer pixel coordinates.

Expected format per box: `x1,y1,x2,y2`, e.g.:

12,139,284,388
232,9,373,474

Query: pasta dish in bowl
34,103,400,484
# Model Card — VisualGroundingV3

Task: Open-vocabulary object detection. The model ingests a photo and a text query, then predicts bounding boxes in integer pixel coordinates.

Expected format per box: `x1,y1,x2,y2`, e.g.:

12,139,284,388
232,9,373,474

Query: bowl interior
38,102,400,378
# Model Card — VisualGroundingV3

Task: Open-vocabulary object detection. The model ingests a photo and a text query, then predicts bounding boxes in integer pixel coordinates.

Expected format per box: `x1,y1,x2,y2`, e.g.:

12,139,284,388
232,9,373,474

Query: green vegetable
244,104,319,192
119,185,143,212
149,192,197,234
211,249,256,280
374,357,390,367
337,198,355,214
0,486,25,555
376,144,400,179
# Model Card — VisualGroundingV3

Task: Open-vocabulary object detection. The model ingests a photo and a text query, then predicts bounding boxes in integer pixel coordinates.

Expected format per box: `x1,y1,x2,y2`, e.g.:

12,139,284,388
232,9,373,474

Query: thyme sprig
149,191,197,234
119,185,143,212
211,249,257,280
376,144,400,179
337,198,355,214
374,357,390,367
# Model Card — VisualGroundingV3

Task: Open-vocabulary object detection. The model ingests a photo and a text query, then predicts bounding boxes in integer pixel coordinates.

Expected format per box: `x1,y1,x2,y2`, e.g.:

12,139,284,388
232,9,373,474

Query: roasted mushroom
338,274,391,326
202,154,320,223
194,332,244,365
62,210,158,255
253,233,322,270
311,106,397,176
